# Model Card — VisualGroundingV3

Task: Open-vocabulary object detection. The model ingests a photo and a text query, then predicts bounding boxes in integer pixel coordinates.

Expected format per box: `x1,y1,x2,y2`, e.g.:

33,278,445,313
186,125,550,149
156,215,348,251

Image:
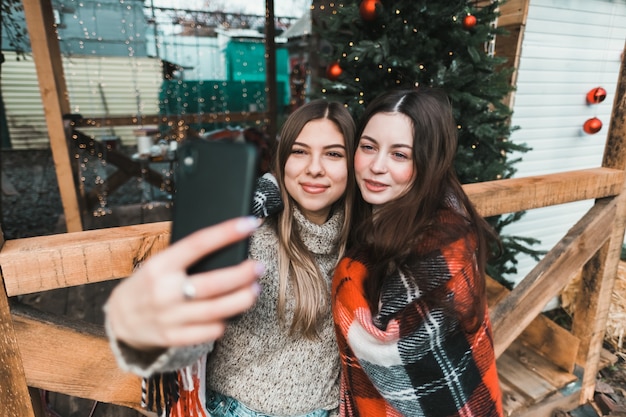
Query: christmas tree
311,0,542,285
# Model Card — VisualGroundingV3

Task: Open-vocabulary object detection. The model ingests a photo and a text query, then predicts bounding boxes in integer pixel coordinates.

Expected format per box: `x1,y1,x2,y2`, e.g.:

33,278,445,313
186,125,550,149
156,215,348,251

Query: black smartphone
170,139,259,274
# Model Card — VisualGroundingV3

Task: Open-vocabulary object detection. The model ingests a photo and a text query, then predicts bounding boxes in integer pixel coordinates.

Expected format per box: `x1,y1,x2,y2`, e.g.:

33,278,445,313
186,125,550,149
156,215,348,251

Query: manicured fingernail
252,282,262,296
254,262,265,277
236,216,261,233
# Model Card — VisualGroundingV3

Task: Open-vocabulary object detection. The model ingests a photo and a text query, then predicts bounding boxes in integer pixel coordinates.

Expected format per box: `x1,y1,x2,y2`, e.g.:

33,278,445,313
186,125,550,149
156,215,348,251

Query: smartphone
170,139,259,274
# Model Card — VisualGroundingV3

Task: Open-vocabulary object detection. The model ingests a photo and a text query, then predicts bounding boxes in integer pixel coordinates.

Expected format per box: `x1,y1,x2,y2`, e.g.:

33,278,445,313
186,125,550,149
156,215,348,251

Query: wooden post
309,1,327,96
265,0,278,140
0,231,35,417
572,41,626,403
21,0,83,232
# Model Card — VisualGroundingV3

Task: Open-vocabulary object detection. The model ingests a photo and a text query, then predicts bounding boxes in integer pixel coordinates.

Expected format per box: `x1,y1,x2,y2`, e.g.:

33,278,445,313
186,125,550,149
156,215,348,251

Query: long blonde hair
272,100,356,338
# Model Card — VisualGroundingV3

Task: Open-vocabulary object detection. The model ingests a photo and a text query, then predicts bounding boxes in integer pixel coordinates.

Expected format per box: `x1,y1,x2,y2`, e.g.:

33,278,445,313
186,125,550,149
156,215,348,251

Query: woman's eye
291,148,306,155
393,152,409,160
327,151,344,158
360,144,375,151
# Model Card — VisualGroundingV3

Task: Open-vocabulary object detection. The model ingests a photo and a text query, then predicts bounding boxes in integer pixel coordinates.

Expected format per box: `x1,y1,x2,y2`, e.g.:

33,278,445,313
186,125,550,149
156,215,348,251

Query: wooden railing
0,164,624,416
1,15,624,417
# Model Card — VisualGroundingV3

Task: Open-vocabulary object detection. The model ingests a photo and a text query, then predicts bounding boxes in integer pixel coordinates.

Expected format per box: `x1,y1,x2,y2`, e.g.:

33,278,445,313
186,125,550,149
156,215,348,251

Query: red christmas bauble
326,62,343,81
359,0,381,21
583,117,603,134
462,14,477,29
586,87,607,104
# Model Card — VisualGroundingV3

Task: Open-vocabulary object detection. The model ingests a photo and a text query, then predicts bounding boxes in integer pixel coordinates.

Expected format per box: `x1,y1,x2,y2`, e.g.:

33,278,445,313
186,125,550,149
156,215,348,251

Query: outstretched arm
104,216,264,374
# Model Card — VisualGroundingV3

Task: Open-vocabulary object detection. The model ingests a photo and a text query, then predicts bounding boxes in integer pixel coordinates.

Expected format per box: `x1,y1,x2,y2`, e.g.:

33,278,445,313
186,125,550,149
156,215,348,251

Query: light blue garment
206,390,330,417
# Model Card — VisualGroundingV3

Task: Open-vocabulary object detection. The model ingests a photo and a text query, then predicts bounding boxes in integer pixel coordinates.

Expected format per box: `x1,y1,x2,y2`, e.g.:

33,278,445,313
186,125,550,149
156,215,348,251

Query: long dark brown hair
352,87,499,330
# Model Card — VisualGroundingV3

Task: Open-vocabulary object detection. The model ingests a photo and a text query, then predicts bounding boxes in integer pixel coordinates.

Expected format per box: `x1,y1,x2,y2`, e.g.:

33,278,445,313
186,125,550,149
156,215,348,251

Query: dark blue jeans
206,390,330,417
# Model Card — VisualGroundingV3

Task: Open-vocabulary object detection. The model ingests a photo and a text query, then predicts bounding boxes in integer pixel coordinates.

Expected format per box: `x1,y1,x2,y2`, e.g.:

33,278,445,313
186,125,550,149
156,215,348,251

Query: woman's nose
306,155,325,176
370,155,387,173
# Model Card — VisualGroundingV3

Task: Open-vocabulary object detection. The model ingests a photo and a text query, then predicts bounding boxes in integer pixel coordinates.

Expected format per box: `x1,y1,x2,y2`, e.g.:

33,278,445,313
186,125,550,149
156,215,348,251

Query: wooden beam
601,41,626,171
1,168,622,296
496,0,530,28
575,41,626,403
490,197,617,357
69,111,269,128
463,167,623,217
21,0,82,232
265,0,278,140
0,285,36,416
487,277,580,373
0,225,36,416
12,304,144,412
0,222,171,297
70,128,173,209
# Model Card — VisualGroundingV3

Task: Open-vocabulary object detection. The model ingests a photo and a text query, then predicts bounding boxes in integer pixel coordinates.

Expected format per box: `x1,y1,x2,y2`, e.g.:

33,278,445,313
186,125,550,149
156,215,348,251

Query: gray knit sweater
108,206,343,416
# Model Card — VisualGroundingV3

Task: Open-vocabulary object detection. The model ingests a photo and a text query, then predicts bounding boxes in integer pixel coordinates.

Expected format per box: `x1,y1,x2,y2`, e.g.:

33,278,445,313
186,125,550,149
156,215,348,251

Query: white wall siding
502,0,626,289
2,52,162,149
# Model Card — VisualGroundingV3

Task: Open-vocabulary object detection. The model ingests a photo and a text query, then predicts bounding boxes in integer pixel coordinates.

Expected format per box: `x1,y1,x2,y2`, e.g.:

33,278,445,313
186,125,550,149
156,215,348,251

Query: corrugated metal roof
2,52,162,149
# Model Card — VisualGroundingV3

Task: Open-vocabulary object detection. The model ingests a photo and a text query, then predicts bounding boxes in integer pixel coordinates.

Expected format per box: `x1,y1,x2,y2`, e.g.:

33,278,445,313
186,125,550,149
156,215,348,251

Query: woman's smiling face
354,112,416,208
283,118,348,224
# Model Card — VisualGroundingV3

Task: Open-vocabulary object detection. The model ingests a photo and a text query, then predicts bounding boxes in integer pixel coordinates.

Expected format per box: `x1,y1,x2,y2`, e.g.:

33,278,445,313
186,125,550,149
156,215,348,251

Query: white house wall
502,0,626,292
2,52,162,149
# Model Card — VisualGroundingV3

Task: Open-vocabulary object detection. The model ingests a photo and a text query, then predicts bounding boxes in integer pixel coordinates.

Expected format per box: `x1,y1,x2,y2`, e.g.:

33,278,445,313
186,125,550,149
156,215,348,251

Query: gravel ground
2,149,66,239
1,147,171,240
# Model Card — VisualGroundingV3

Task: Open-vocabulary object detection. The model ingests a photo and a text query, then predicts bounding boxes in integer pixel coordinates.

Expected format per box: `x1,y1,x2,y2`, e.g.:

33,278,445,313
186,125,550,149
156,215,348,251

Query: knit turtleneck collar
292,205,344,255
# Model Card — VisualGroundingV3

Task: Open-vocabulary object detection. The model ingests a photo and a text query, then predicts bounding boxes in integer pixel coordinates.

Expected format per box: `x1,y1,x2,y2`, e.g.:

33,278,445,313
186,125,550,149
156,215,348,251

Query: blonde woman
105,99,356,417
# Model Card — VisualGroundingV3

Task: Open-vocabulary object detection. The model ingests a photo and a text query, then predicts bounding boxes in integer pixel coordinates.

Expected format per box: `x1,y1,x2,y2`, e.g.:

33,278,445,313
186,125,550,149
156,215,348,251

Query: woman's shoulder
249,219,279,257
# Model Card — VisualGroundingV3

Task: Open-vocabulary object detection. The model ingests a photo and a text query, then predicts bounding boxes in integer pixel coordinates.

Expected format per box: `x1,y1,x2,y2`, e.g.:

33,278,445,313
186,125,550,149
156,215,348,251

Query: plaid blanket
332,225,503,417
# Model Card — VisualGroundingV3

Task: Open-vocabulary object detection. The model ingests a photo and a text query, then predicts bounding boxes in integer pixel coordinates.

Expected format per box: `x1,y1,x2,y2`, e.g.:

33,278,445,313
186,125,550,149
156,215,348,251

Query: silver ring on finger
181,280,197,301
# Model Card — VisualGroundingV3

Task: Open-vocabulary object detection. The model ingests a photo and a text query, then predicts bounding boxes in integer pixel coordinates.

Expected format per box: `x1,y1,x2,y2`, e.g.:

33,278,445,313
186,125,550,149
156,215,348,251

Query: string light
53,1,300,218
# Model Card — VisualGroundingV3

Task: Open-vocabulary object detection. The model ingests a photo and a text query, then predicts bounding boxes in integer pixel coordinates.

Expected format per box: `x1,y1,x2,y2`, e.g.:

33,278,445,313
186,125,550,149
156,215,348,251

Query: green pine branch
312,0,537,285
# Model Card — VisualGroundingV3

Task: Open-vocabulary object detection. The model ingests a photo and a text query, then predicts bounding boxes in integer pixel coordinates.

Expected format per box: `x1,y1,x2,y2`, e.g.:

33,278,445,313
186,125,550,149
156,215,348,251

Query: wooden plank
497,350,557,402
516,313,579,374
497,0,529,28
496,335,580,417
22,0,82,232
70,128,173,209
11,304,144,413
0,167,620,296
0,222,171,297
0,227,36,417
490,197,616,357
265,0,278,141
504,339,577,389
70,111,268,128
463,167,624,218
471,0,527,31
602,41,626,171
0,282,36,416
575,42,626,404
487,277,580,373
511,390,581,417
499,377,531,416
486,275,510,306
